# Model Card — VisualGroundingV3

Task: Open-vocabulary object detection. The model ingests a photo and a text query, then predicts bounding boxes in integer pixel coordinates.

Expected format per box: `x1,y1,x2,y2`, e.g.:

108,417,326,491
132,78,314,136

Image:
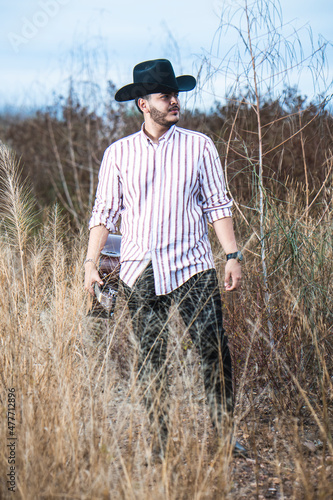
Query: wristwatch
226,251,243,263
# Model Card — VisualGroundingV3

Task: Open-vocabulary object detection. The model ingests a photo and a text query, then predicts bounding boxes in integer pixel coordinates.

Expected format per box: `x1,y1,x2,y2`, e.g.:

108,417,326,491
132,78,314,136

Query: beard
149,105,180,127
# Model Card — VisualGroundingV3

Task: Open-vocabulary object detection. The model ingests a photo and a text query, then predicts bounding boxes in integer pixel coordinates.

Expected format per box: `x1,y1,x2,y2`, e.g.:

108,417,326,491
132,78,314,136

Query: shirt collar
140,123,176,147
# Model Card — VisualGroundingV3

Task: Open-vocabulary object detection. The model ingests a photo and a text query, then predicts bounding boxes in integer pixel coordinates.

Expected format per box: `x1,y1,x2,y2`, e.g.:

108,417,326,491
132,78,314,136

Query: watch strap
226,251,243,262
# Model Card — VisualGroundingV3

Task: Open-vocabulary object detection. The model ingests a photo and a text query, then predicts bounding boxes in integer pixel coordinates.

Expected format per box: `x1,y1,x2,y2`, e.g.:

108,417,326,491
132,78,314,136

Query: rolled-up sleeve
200,138,233,223
89,145,122,232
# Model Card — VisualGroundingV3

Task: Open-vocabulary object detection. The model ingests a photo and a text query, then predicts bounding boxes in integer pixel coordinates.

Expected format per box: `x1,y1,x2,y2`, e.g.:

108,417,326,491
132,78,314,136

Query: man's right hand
84,261,103,296
84,225,110,296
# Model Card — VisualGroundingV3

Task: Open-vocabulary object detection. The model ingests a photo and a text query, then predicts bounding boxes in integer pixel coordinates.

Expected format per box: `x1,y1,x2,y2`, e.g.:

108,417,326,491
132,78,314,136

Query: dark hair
135,95,150,114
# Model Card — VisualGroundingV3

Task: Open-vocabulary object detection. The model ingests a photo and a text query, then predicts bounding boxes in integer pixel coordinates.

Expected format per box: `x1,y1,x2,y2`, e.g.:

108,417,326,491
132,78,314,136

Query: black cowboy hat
114,59,196,102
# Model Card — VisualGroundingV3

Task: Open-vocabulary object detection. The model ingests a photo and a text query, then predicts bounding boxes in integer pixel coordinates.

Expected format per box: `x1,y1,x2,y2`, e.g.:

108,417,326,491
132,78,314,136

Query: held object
90,234,121,318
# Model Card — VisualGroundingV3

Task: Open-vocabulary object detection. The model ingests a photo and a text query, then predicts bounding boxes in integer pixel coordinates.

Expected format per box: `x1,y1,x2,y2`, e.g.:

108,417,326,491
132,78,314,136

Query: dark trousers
122,263,233,442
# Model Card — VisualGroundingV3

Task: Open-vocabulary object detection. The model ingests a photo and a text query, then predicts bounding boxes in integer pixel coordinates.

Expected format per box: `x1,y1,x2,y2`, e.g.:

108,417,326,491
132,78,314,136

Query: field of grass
0,137,332,500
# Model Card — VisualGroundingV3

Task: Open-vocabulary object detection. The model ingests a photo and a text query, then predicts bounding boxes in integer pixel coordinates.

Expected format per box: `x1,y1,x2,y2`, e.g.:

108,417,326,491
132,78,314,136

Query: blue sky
1,0,332,113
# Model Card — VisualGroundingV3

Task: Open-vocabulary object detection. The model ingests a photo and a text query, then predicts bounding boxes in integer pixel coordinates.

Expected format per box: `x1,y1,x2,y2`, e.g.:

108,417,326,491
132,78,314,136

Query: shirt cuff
88,214,116,232
205,207,233,223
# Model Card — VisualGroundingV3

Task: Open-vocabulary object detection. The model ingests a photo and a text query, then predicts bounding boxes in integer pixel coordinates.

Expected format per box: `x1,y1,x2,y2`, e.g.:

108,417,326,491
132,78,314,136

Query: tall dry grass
0,143,332,499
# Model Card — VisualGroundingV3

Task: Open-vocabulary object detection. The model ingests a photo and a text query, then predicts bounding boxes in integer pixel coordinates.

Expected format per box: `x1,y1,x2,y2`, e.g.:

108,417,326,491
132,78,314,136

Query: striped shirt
89,124,233,295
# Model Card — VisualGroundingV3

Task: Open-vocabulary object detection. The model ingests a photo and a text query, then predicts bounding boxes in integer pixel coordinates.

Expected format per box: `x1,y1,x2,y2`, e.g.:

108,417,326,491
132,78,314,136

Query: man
84,59,246,458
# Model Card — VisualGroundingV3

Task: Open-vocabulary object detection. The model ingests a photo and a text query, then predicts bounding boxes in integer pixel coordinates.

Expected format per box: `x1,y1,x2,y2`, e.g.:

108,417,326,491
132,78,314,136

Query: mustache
169,106,180,111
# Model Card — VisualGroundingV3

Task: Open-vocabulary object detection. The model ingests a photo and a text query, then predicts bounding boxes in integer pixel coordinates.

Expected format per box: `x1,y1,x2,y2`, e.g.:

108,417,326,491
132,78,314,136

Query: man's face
144,92,180,127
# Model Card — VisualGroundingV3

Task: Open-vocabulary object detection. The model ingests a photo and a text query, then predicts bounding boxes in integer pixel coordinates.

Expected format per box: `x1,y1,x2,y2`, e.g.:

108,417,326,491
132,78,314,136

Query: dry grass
0,144,332,499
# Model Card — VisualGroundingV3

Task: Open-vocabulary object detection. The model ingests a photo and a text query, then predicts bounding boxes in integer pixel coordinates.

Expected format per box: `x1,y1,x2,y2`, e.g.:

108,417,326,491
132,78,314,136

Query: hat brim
115,75,196,102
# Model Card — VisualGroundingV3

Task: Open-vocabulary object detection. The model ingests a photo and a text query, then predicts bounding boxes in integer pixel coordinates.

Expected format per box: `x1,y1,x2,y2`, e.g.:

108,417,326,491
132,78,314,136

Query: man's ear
138,97,150,114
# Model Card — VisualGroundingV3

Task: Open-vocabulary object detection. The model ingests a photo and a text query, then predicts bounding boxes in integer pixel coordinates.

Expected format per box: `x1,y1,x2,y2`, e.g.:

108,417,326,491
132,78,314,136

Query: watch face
226,251,243,262
237,251,243,262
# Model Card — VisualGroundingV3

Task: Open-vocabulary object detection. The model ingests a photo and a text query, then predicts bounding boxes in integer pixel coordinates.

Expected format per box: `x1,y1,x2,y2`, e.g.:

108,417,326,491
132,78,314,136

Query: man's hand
84,261,103,296
84,225,109,296
224,259,242,291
